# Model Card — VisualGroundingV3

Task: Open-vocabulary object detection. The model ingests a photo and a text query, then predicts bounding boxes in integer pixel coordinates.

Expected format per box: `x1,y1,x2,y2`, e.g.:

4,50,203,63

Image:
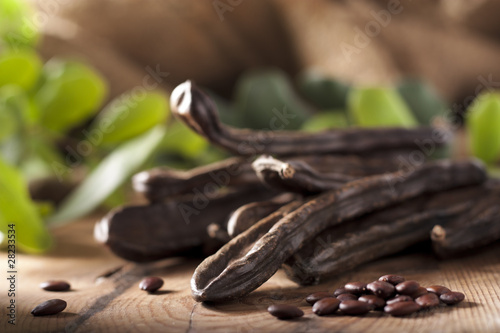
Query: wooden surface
2,215,500,333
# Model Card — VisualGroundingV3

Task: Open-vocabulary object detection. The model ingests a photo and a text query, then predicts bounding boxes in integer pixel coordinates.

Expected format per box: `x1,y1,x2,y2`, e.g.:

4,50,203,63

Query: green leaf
467,92,500,164
234,69,310,130
0,106,17,142
0,50,42,91
297,71,351,109
0,156,51,253
91,91,169,145
301,111,349,132
0,84,40,126
48,125,166,225
0,0,39,48
160,120,209,159
397,79,446,125
348,86,418,127
36,59,108,133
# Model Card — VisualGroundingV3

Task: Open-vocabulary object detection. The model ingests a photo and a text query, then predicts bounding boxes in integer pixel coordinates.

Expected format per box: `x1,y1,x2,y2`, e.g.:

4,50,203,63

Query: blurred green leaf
0,0,39,48
206,90,244,127
467,92,500,164
36,59,108,133
160,120,209,159
297,71,350,109
0,156,51,253
0,50,42,90
0,84,40,126
348,86,418,127
21,139,64,181
397,79,446,125
234,69,310,130
91,91,169,145
301,111,349,132
0,107,17,142
48,125,166,225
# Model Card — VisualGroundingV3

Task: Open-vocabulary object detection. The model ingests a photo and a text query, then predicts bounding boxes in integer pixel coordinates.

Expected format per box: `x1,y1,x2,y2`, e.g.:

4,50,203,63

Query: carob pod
284,184,488,285
170,80,450,156
191,160,486,302
431,180,500,258
94,186,276,262
132,157,259,203
226,193,298,237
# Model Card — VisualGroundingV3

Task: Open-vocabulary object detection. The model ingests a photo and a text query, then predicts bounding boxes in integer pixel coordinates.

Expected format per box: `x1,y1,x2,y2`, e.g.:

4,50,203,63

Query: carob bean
410,287,429,299
284,185,486,285
345,282,366,295
426,285,451,296
395,281,420,295
227,193,298,237
366,281,395,299
440,292,465,305
306,292,335,305
132,157,259,202
95,186,276,262
191,160,486,301
139,277,164,293
415,293,440,308
431,181,500,258
333,288,348,296
384,301,421,316
267,304,304,319
386,295,413,305
379,275,405,285
39,280,71,292
31,299,67,316
312,297,341,316
339,300,373,315
358,295,386,309
207,223,230,244
337,293,358,302
170,80,450,156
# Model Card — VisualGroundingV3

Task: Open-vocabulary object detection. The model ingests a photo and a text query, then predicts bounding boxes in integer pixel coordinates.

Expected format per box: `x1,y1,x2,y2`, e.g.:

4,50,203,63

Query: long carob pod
431,180,500,258
284,184,489,285
132,157,259,203
94,186,277,262
170,80,450,156
191,159,486,302
226,193,298,237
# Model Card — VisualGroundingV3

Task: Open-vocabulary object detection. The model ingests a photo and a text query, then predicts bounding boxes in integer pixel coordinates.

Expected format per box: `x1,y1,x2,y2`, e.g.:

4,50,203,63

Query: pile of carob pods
88,80,500,307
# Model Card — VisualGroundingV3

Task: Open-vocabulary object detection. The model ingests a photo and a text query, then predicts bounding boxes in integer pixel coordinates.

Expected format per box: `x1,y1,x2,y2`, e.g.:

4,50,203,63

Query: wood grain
1,215,499,333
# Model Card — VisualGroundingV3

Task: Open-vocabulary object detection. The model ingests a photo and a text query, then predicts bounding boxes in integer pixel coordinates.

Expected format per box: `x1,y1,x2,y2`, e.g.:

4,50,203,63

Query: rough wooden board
1,216,499,333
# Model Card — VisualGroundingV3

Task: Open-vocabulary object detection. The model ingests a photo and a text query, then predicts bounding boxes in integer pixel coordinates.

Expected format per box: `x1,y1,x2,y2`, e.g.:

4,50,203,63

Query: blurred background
2,0,500,253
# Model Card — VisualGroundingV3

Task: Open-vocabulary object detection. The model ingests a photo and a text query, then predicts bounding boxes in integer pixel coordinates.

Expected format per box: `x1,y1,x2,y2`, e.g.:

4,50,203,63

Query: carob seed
339,300,373,315
386,295,413,305
379,275,405,285
410,286,428,299
426,285,451,296
440,292,465,305
345,282,366,295
333,287,348,296
268,304,304,319
395,281,420,295
306,291,334,305
358,295,385,309
384,301,421,316
366,281,395,299
415,293,440,308
31,299,67,316
39,280,71,292
312,297,341,316
337,293,358,302
139,277,164,293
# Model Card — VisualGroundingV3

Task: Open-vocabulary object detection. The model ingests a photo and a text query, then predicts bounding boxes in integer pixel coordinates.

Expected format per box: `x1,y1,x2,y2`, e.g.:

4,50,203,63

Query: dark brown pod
312,297,341,316
39,280,71,292
268,304,304,319
31,299,67,316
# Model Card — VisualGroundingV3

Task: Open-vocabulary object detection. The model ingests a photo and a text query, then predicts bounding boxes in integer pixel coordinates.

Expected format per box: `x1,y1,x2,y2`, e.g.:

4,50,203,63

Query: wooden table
2,215,500,333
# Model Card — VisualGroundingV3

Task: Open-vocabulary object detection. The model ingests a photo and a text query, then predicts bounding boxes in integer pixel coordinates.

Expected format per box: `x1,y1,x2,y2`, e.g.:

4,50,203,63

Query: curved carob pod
191,160,487,302
132,157,259,203
227,194,302,238
284,184,489,285
431,180,500,258
170,80,450,156
94,186,277,262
